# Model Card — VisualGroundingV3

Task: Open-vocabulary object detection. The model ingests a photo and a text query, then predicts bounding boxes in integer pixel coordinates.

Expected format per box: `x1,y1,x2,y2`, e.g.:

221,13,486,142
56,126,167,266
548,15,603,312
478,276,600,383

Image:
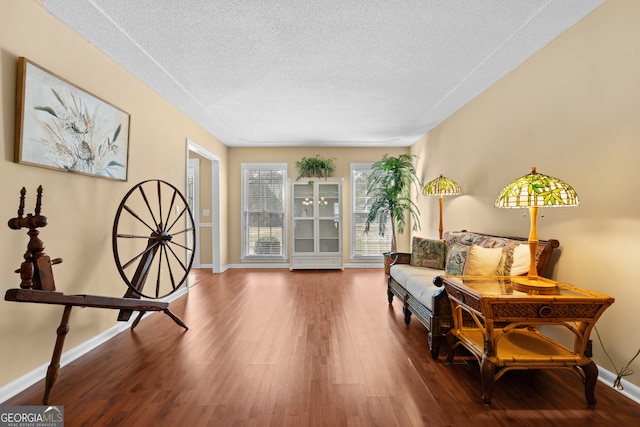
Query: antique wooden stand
4,181,196,404
437,275,614,407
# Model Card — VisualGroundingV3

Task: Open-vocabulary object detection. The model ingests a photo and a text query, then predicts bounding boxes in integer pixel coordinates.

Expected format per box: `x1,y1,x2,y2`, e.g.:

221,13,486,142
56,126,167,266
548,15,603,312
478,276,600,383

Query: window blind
242,164,287,259
351,163,392,259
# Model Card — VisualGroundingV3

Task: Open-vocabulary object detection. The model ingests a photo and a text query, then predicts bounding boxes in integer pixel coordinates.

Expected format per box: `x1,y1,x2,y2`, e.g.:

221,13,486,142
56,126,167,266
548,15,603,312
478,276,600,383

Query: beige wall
411,0,640,387
0,0,228,387
227,147,409,265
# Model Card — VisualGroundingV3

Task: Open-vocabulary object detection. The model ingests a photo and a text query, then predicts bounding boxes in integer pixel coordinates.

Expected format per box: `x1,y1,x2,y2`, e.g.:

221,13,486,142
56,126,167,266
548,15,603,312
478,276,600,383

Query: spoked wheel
112,179,196,299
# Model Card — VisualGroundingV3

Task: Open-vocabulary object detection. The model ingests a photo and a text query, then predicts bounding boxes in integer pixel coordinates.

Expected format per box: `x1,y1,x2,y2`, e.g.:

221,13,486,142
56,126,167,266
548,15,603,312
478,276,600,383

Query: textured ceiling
43,0,603,147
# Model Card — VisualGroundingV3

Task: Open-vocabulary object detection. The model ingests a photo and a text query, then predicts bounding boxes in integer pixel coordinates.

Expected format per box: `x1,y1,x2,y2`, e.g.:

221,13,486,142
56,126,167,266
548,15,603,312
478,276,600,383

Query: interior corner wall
411,0,640,388
0,0,228,389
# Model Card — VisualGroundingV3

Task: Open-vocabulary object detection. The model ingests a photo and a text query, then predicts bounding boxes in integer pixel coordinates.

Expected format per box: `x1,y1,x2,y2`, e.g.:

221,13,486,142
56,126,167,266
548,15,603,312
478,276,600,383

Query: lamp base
510,276,558,295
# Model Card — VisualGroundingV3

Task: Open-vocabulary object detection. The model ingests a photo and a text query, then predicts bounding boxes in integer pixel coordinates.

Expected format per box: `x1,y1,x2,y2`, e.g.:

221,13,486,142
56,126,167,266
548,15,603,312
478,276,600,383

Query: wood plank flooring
4,268,640,426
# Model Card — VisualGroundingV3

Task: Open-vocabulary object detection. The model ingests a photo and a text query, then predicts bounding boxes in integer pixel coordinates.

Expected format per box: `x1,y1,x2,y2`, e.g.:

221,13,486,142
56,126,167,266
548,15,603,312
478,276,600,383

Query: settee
387,230,560,359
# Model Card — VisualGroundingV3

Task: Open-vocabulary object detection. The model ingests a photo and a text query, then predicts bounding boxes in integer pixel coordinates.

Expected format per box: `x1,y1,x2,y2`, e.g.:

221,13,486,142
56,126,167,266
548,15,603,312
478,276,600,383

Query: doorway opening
186,139,221,273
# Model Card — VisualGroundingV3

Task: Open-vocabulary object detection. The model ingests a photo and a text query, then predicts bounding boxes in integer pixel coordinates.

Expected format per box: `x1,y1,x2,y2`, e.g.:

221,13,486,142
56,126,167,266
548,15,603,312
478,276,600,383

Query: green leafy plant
295,154,336,180
364,153,422,253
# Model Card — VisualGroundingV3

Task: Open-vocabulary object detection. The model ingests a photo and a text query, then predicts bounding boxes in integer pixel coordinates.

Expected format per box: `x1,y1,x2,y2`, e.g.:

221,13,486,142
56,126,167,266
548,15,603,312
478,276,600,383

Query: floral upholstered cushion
410,237,447,269
443,231,486,247
438,231,550,276
445,242,470,275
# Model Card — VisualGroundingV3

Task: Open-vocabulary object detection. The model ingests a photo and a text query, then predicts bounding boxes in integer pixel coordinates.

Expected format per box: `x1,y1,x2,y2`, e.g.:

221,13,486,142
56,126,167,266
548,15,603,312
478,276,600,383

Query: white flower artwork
15,57,130,180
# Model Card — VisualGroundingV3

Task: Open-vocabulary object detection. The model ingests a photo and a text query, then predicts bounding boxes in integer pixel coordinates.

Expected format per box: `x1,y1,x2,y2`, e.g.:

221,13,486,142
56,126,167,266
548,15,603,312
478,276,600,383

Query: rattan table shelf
435,275,614,406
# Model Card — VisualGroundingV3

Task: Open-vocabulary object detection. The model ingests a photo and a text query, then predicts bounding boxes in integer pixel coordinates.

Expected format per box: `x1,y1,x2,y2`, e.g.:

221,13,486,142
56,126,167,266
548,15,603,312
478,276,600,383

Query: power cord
594,326,640,390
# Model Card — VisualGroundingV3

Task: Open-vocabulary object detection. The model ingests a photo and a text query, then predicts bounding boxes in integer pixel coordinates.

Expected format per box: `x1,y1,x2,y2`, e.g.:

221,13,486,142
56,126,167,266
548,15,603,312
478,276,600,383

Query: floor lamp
495,167,579,294
423,174,461,239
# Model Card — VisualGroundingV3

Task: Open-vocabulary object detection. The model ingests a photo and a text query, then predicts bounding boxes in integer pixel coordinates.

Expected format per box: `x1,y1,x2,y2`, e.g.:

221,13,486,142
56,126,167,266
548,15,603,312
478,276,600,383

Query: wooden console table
435,275,614,406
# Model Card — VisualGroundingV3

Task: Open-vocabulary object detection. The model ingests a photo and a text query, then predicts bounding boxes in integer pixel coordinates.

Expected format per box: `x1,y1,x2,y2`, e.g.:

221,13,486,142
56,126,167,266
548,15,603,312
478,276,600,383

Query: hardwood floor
4,268,640,426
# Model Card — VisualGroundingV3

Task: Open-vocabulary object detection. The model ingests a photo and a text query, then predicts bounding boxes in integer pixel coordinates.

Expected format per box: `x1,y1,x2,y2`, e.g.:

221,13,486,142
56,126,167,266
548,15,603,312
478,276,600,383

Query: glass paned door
293,182,314,218
318,183,340,253
294,218,314,253
293,183,315,253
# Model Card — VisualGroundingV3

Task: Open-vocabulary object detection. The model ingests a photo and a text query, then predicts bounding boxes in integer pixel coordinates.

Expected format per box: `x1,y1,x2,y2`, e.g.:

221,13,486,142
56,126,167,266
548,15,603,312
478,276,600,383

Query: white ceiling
43,0,603,147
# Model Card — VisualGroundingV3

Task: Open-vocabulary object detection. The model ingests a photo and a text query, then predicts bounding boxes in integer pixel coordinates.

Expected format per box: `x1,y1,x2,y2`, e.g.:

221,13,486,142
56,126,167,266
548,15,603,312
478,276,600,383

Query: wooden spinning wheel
112,179,196,300
5,181,195,404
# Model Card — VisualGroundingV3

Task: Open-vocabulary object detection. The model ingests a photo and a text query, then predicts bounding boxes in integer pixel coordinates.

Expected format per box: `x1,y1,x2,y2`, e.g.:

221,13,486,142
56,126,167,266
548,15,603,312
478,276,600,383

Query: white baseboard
598,366,640,404
343,263,383,269
226,263,290,269
0,322,131,404
0,287,188,404
224,263,383,270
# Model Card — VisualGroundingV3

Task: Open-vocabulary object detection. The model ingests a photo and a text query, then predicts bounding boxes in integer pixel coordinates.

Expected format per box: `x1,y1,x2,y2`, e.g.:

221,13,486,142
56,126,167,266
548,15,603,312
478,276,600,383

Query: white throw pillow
510,244,532,276
463,245,503,276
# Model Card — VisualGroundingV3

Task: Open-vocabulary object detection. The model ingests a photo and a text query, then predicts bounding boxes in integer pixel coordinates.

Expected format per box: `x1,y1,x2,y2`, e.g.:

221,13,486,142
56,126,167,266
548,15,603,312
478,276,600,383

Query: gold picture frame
14,57,130,181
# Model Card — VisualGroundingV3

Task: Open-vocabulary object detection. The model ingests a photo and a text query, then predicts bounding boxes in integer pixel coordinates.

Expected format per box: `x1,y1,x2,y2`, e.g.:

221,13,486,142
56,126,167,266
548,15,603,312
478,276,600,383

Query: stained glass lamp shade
424,174,462,239
495,167,579,293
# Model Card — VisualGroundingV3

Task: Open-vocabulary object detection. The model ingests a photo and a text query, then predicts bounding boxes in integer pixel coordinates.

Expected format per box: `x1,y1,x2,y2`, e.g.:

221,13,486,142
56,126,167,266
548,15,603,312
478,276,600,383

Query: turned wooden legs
402,305,412,325
476,360,597,407
480,358,496,405
445,340,600,407
581,360,598,407
387,287,441,359
428,334,440,360
43,304,72,404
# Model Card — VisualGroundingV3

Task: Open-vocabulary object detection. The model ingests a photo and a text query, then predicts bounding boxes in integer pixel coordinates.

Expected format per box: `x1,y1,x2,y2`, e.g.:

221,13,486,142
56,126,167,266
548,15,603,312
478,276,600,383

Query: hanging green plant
295,154,336,180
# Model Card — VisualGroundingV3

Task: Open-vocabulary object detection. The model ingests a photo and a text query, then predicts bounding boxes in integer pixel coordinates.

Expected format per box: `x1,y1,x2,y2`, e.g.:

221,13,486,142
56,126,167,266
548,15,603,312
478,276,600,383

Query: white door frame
186,139,221,273
187,157,201,266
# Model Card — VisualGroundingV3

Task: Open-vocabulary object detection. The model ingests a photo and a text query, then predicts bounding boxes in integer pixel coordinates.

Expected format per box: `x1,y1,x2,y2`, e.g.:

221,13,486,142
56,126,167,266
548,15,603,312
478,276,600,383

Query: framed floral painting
14,57,130,181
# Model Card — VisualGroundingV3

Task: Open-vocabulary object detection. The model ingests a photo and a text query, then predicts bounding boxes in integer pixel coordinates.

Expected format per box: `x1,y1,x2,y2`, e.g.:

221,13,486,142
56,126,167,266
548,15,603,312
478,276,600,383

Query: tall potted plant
364,154,421,271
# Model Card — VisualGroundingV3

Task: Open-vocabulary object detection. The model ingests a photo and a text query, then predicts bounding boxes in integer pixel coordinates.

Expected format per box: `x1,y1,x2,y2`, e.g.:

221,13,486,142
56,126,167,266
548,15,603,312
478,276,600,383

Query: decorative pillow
410,237,446,269
445,243,471,276
443,231,485,247
463,245,503,276
510,244,531,276
495,250,509,276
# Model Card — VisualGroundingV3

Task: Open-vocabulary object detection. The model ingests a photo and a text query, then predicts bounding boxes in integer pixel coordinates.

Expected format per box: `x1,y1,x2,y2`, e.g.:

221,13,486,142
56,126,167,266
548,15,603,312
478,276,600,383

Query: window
351,163,392,260
241,163,287,260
